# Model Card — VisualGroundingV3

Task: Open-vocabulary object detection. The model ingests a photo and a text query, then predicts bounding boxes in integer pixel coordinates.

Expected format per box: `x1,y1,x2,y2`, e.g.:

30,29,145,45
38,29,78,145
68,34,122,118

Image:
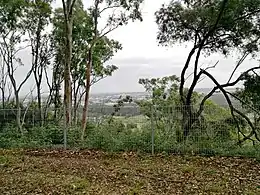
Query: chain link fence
0,104,259,158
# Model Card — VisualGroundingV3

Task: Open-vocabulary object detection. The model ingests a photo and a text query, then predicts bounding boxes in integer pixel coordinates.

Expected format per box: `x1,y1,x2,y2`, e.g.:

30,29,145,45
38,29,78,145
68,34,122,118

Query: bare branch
205,60,219,71
201,69,260,144
226,91,260,114
100,5,121,14
100,24,121,40
13,45,31,56
69,0,77,17
197,76,206,84
198,65,260,115
17,67,33,93
252,70,259,76
90,75,108,86
44,66,52,90
21,84,36,105
185,62,206,81
62,0,68,21
227,52,249,83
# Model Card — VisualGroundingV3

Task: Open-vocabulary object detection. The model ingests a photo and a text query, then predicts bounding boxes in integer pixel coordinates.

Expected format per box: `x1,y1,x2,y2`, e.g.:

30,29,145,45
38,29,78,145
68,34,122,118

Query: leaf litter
0,149,260,194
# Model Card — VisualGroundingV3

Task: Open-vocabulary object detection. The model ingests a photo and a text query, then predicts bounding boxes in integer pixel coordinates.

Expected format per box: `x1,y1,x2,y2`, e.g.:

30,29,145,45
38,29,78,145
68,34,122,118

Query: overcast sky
15,0,259,96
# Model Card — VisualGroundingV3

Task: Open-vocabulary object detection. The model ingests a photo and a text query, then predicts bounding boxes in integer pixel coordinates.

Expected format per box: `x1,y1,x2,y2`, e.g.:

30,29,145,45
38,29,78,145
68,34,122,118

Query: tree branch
62,0,68,21
201,69,260,144
180,46,197,104
69,0,77,17
227,52,249,83
100,5,121,14
226,91,260,114
198,66,260,115
184,0,229,105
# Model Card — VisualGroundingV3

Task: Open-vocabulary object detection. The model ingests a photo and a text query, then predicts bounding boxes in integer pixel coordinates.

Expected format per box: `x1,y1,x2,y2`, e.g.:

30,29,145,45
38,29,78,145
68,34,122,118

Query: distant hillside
32,88,241,107
195,87,237,94
209,93,240,107
195,88,240,107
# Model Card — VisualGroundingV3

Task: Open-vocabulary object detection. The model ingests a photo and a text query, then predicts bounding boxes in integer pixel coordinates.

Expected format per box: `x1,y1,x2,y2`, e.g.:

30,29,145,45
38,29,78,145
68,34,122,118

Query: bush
0,123,64,148
83,121,151,152
0,115,259,160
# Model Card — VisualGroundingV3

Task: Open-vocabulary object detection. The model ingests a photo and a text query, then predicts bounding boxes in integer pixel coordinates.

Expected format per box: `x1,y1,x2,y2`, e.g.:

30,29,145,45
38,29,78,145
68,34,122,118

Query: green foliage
138,75,201,109
84,121,151,152
138,75,180,106
0,115,259,159
93,0,143,25
52,2,122,89
137,74,246,144
203,100,231,121
24,0,52,32
0,123,63,148
155,0,260,55
137,75,202,135
235,73,260,111
108,95,133,123
0,0,27,32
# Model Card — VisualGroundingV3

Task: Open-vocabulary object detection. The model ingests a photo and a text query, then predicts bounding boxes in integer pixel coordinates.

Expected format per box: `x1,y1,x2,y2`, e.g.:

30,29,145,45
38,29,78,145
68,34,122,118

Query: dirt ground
0,149,260,195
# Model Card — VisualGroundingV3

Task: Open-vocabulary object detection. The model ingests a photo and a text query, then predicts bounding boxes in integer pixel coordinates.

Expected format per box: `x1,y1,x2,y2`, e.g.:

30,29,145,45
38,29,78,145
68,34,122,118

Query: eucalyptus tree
61,0,78,128
25,0,53,125
52,0,122,127
0,0,32,132
156,0,260,142
81,0,144,138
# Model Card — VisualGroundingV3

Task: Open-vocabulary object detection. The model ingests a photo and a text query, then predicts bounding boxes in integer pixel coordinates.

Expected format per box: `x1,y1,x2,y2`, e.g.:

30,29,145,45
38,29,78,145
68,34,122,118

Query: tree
52,1,122,127
61,0,78,149
155,0,260,143
61,0,77,129
138,75,201,141
0,54,9,109
234,72,260,133
235,72,260,111
25,0,53,125
81,0,144,138
0,0,32,132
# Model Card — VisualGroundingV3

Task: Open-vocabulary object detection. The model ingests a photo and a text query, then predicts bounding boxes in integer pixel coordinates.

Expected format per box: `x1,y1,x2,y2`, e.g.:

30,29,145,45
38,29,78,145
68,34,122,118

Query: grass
1,149,260,194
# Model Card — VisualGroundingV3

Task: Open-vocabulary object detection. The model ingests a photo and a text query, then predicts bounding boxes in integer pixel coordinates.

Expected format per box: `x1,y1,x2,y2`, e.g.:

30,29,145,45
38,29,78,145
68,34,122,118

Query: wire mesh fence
0,104,259,158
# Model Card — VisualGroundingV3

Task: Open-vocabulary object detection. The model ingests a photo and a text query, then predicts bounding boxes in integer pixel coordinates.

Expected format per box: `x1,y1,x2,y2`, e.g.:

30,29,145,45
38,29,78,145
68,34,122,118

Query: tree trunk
81,57,91,140
52,69,61,121
72,80,78,125
1,88,4,109
14,91,22,133
81,1,98,139
64,20,72,127
181,105,195,141
36,84,43,126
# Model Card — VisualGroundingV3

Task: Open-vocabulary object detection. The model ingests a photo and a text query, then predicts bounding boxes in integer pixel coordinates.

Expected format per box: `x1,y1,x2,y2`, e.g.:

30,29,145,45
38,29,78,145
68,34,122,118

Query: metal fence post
151,105,155,155
63,107,67,150
32,108,35,127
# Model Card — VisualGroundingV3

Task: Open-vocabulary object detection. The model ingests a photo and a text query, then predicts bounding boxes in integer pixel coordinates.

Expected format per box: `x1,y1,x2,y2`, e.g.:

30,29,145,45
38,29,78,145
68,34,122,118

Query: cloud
7,0,258,95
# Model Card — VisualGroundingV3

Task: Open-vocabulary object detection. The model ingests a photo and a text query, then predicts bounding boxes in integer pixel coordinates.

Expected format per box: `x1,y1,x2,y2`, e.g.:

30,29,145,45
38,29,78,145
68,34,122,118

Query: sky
14,0,259,96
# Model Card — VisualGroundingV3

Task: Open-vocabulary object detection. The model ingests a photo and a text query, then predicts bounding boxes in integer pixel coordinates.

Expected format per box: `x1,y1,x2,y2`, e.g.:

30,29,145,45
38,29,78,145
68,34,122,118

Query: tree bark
72,80,81,125
81,53,92,139
1,88,4,109
62,0,76,128
36,85,42,125
81,0,99,139
14,91,22,133
64,19,72,127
